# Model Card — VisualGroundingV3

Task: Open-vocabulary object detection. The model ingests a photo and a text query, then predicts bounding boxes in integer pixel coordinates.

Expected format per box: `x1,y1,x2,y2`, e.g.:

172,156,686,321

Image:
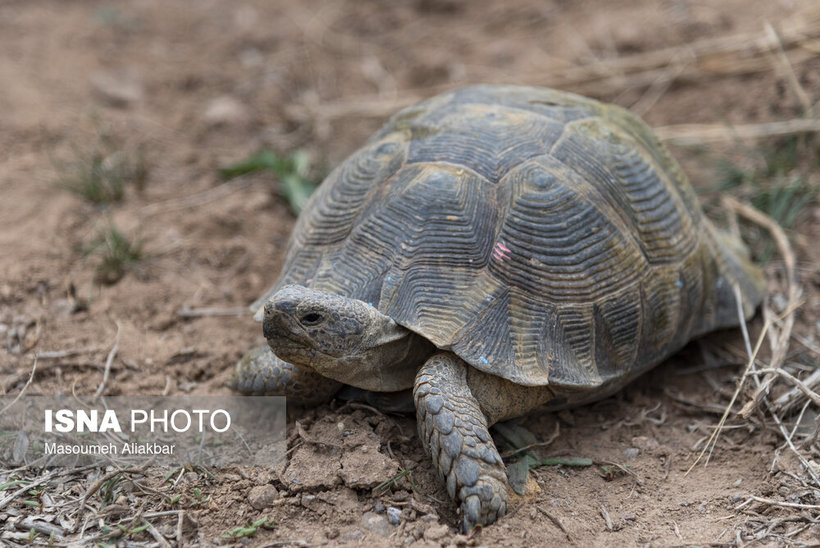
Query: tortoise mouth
267,333,329,368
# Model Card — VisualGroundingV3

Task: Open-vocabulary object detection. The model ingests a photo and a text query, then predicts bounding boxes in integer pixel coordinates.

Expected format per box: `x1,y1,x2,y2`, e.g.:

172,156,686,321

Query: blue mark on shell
675,280,683,288
480,356,488,364
387,276,392,281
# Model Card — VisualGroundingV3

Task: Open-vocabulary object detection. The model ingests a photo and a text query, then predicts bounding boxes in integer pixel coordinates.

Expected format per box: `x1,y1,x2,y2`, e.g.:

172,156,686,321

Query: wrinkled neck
316,330,435,392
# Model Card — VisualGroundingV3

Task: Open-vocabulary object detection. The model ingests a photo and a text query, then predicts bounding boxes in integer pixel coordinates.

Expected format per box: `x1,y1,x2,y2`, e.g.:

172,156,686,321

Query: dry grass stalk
772,368,820,414
686,196,801,474
287,7,820,125
0,356,37,410
35,346,99,359
539,8,820,95
724,196,800,420
736,496,820,511
750,368,820,408
655,118,820,146
599,503,615,531
94,322,121,398
685,307,777,473
764,22,814,117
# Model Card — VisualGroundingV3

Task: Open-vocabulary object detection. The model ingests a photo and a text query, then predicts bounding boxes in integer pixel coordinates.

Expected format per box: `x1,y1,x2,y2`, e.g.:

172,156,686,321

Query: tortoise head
262,285,431,391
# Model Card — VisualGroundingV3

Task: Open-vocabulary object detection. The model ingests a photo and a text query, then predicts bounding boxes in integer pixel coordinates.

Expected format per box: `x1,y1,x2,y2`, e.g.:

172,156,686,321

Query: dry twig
748,368,820,408
735,496,820,511
537,506,572,542
35,346,99,359
0,356,38,412
599,503,615,531
143,519,172,548
94,322,121,398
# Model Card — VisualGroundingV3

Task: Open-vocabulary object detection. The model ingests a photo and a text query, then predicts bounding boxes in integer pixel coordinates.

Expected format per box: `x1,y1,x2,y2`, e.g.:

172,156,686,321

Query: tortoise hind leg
414,352,508,532
232,345,341,406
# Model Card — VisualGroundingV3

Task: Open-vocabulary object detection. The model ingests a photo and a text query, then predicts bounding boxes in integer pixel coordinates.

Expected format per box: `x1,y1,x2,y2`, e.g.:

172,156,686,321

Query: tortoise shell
253,85,764,390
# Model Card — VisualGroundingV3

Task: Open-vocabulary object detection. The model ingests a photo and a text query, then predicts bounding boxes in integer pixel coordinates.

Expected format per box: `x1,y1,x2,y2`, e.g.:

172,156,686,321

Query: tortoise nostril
300,312,323,326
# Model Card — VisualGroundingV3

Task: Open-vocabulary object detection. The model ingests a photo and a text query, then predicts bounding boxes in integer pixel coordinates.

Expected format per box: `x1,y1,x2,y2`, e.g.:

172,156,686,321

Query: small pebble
623,447,640,460
387,506,402,525
239,47,263,67
203,95,249,127
342,529,364,542
91,69,143,107
631,436,659,451
424,523,450,541
361,511,392,537
374,500,386,514
247,484,279,509
420,513,439,522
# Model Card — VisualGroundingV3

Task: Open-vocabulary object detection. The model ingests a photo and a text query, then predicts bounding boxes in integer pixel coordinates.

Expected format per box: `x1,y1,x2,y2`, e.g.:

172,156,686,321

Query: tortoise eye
300,312,323,326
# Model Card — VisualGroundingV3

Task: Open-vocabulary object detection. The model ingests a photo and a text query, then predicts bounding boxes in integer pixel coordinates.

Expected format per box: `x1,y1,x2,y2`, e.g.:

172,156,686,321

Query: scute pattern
593,291,642,379
260,85,765,390
609,142,698,264
406,104,566,183
490,158,646,301
377,164,498,344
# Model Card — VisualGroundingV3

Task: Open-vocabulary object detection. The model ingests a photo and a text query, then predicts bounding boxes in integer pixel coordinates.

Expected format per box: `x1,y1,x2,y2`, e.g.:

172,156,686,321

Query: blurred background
1,1,819,545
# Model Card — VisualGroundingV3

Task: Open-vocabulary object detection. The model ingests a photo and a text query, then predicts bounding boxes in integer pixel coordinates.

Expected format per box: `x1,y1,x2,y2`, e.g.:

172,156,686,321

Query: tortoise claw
460,477,508,533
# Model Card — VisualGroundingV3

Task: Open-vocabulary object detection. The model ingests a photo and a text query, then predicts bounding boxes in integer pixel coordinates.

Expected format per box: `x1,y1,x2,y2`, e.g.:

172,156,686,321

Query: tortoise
233,85,764,530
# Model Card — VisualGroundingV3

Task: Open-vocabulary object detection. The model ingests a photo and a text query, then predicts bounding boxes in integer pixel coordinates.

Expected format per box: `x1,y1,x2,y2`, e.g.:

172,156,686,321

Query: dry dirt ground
1,0,820,546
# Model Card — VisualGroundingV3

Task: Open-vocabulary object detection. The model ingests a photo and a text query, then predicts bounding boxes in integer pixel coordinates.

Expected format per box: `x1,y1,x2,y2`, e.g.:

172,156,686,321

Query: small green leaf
218,150,282,179
0,480,29,491
129,523,150,534
219,149,320,215
493,422,538,450
281,173,315,214
507,459,529,495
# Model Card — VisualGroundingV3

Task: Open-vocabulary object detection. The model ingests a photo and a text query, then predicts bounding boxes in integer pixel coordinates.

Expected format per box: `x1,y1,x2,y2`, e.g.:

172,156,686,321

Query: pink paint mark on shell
492,240,512,262
305,278,313,285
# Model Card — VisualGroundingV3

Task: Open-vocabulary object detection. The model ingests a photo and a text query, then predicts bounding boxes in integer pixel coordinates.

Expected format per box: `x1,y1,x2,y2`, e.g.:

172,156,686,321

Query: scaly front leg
413,352,508,532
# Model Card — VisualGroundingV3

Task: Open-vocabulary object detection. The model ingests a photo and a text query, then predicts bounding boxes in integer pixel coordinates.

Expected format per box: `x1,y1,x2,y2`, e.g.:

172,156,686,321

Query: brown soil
1,1,819,546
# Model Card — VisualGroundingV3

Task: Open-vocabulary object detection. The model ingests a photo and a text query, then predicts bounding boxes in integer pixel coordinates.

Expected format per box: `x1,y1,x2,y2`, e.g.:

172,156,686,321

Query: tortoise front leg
414,352,508,532
233,345,341,406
